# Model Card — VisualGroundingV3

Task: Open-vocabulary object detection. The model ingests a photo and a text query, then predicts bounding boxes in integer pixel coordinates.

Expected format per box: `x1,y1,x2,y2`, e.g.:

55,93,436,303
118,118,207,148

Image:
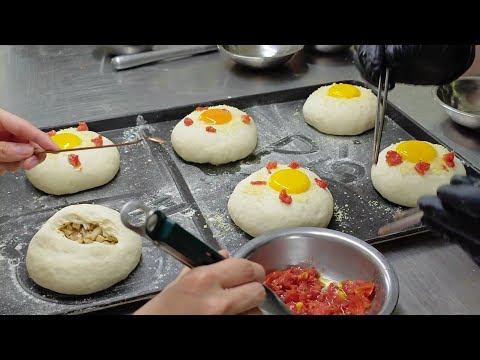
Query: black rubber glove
354,45,475,89
418,175,480,266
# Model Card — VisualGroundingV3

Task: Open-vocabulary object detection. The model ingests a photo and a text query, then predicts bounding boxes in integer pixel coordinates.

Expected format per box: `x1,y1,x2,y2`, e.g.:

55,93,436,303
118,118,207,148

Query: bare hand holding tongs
120,200,293,315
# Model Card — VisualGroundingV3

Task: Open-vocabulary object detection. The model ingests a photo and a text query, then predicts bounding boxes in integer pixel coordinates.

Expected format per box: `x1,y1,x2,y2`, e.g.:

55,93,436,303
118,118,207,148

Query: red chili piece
415,161,430,175
242,114,251,124
288,162,301,169
195,106,209,111
250,181,267,185
266,161,278,174
386,150,403,166
184,118,194,126
47,130,56,137
314,178,328,189
68,154,81,168
91,135,103,147
206,126,216,133
77,121,89,131
279,189,292,204
443,151,455,168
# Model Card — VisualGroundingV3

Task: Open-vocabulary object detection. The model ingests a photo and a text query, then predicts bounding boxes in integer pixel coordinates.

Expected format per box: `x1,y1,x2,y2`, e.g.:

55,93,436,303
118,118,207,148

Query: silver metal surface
104,45,153,56
378,210,424,236
111,45,218,70
373,68,390,164
433,76,480,129
310,45,352,53
233,227,400,315
217,45,304,69
1,45,480,315
120,200,154,238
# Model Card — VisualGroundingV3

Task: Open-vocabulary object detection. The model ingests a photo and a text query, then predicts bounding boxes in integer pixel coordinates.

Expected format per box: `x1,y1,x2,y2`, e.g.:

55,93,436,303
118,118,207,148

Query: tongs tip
372,68,390,165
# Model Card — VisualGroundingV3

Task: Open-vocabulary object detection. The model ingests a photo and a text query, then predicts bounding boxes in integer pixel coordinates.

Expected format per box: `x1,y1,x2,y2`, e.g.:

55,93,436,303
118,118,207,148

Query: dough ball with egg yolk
171,105,257,165
371,140,466,207
303,83,377,135
228,163,334,237
26,204,142,295
25,126,120,195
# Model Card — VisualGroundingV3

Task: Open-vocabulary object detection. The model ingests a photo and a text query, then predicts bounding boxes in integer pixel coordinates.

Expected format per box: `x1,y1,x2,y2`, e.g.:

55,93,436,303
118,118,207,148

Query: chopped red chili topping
206,126,216,133
47,130,56,137
266,161,278,174
415,161,430,175
279,189,292,204
386,150,403,166
288,162,301,169
264,266,376,315
443,151,455,168
250,181,267,185
77,122,88,131
195,106,209,111
184,117,194,126
314,178,328,189
68,154,81,168
91,135,103,147
241,114,251,124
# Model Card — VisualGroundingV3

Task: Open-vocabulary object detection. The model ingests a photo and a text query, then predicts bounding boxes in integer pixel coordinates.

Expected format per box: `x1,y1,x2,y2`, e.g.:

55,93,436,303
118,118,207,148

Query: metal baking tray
1,80,478,315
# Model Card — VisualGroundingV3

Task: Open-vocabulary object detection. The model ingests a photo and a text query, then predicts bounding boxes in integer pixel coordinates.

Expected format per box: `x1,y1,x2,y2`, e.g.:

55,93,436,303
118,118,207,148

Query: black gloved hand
418,175,480,266
354,45,475,89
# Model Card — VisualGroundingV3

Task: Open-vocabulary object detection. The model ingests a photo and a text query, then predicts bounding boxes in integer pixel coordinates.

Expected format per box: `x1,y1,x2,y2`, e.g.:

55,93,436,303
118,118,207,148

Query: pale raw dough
228,164,334,237
26,204,142,295
371,142,467,207
26,128,120,195
171,104,257,165
303,83,377,135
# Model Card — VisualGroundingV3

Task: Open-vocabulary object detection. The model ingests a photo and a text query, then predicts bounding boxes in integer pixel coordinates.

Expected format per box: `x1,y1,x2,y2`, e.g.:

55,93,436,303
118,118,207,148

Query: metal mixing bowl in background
433,76,480,129
233,227,399,315
217,45,304,69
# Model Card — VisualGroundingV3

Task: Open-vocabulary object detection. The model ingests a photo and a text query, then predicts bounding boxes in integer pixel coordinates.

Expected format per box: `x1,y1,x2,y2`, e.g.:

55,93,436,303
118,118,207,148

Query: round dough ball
171,105,257,165
26,127,120,195
228,163,334,237
303,83,377,135
26,204,142,295
371,141,467,207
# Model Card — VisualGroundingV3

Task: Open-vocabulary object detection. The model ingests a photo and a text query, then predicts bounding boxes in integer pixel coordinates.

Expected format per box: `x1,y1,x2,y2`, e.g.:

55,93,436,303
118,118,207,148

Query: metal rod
378,210,424,236
372,67,390,164
37,136,166,154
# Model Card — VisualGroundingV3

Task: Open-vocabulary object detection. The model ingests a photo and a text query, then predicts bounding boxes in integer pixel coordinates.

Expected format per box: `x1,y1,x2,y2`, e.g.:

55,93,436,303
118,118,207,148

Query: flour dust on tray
26,204,142,295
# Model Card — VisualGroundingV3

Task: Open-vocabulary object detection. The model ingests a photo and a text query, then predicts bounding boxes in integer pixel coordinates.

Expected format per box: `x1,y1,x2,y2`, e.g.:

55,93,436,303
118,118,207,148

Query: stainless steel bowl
433,76,480,129
233,227,399,315
217,45,304,69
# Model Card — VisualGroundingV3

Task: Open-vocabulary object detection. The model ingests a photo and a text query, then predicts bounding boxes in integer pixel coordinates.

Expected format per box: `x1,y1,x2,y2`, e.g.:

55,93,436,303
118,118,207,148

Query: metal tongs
372,67,390,165
120,200,293,315
373,68,425,236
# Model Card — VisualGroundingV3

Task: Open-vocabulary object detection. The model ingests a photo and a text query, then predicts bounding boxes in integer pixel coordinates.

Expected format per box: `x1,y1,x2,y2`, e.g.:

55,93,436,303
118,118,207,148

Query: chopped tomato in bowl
264,266,375,315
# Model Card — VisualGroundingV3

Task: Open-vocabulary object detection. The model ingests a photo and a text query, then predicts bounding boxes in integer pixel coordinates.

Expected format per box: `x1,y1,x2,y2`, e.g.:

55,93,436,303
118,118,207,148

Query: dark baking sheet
0,80,478,315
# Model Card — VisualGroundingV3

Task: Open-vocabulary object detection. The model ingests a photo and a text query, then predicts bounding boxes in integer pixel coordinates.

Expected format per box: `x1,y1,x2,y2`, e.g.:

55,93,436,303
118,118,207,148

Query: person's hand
134,250,267,315
353,45,476,89
418,175,480,265
0,108,59,174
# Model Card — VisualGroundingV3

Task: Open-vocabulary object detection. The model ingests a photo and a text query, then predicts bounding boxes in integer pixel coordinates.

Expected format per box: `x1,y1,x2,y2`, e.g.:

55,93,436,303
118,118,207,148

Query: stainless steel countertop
1,45,479,315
